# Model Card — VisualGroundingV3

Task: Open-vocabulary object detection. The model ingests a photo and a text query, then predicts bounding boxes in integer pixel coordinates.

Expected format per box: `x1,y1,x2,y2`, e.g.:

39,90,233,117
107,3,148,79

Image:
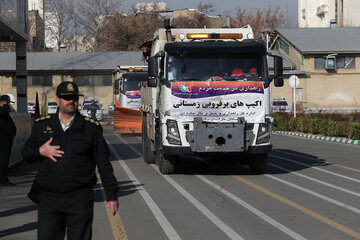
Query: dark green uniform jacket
0,105,16,137
22,111,118,201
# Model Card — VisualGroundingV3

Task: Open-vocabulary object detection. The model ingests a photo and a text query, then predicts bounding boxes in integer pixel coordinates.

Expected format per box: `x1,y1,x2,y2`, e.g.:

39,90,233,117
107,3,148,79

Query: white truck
141,23,284,174
113,66,148,134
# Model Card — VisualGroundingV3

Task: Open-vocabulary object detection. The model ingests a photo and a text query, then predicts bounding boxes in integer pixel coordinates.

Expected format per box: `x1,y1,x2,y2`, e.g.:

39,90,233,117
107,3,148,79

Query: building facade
270,27,360,112
299,0,360,27
0,51,143,112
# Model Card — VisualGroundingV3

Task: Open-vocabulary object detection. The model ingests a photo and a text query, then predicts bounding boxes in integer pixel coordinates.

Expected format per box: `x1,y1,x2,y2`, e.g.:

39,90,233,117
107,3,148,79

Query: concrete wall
9,113,31,167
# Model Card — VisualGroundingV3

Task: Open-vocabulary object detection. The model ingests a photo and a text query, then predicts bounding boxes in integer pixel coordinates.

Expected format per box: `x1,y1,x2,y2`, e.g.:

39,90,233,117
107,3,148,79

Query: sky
124,0,298,25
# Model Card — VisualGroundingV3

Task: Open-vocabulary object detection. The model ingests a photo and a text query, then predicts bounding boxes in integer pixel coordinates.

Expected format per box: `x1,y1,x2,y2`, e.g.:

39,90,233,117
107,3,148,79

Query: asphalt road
1,124,359,240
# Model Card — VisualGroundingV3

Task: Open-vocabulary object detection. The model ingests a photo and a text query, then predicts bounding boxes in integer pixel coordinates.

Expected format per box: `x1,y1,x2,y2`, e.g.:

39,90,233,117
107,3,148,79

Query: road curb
274,131,360,146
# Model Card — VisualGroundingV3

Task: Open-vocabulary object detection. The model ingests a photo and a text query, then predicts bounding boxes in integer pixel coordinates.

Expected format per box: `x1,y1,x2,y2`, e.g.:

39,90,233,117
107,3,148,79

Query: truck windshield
122,78,141,93
167,53,265,82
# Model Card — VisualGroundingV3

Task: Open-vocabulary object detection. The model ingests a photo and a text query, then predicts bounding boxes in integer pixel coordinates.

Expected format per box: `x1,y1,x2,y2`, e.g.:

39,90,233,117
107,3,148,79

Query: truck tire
142,115,155,164
158,153,178,174
248,154,267,174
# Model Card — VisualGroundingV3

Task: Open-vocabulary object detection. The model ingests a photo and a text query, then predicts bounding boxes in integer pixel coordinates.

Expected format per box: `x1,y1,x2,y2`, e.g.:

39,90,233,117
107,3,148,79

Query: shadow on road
0,222,38,238
0,205,38,218
167,148,328,176
93,180,143,203
108,143,142,162
268,149,329,175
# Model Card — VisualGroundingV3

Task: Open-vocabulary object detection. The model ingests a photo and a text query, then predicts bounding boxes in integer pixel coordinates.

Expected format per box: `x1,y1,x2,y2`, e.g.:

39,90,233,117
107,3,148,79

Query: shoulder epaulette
84,117,101,126
35,115,51,122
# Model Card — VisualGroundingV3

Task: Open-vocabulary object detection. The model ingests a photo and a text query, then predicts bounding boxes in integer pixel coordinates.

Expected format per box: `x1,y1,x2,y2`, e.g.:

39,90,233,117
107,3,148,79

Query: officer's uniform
22,82,118,240
0,95,16,185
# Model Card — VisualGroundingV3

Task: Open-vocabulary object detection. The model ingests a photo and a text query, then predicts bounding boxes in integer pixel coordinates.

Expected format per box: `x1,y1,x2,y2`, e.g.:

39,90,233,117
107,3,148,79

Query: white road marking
270,154,360,183
115,135,243,239
265,169,360,215
197,175,307,240
268,162,360,197
151,165,244,240
106,137,182,240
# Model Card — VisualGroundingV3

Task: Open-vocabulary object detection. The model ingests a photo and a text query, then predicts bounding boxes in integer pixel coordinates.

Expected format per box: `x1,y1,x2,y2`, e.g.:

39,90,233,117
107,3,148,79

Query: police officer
22,82,119,240
89,99,97,120
0,95,16,186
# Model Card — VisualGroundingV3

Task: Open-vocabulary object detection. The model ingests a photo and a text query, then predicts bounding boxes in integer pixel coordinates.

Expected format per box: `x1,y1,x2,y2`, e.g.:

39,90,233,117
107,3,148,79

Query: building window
314,56,355,69
73,75,112,86
12,75,52,86
337,57,355,68
275,38,289,55
315,58,325,69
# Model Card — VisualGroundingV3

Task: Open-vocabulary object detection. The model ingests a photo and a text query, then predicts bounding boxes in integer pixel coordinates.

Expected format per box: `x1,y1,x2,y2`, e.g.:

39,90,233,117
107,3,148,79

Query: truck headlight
166,119,182,145
256,121,270,144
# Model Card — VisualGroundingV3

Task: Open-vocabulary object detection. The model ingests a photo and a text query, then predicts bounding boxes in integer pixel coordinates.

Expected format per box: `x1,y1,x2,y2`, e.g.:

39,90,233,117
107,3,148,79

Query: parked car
272,98,291,113
81,98,99,107
47,101,58,114
108,102,114,114
80,103,103,121
27,102,35,114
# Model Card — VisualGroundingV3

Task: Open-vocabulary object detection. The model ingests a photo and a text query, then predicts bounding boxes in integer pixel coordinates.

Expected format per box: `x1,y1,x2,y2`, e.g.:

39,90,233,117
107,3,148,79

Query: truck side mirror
114,79,120,95
274,78,284,87
273,55,284,87
148,57,158,77
148,77,157,87
273,55,283,78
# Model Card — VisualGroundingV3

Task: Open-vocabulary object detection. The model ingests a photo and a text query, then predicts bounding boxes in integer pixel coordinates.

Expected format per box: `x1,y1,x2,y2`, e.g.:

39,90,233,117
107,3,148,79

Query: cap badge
67,83,74,92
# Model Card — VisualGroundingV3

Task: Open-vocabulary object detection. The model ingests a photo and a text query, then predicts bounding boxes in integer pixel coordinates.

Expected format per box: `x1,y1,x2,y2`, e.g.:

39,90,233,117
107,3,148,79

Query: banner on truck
171,81,265,123
125,90,141,109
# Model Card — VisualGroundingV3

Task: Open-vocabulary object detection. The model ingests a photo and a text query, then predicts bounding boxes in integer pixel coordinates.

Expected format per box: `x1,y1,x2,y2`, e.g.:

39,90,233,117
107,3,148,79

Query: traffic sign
289,75,299,88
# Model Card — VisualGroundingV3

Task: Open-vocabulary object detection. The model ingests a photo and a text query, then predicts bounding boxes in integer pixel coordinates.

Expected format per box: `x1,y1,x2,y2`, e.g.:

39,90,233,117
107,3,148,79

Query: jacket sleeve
93,127,119,201
22,123,43,162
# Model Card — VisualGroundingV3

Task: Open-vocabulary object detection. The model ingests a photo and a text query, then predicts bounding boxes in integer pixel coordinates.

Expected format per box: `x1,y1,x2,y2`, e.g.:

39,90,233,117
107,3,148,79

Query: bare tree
196,2,215,14
172,2,223,29
76,0,123,51
98,12,162,51
44,0,75,50
232,7,285,38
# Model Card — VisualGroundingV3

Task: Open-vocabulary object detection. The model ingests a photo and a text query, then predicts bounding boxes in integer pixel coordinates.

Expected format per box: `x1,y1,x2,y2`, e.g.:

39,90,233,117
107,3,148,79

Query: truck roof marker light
187,34,210,39
247,33,254,39
187,33,244,40
219,33,243,39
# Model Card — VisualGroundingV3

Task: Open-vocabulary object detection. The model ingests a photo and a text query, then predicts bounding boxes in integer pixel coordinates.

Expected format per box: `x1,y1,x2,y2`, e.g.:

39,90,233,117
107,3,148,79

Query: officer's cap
56,81,84,97
0,95,15,103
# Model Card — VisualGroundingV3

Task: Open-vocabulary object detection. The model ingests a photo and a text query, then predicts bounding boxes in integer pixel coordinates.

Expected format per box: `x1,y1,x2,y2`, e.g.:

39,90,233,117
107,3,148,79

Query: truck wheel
159,153,178,174
248,154,268,174
142,115,155,164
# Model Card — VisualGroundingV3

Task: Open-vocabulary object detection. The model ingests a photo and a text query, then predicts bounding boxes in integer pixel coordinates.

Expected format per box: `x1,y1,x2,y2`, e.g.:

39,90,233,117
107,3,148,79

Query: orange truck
113,66,148,134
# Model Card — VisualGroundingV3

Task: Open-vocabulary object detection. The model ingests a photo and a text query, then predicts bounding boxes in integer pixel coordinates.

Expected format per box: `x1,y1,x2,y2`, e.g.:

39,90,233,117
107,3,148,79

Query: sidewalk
274,131,360,146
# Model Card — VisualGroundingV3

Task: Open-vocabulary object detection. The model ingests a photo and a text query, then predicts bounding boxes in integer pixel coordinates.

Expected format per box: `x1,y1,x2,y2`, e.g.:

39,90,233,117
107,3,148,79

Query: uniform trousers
0,136,13,184
38,188,94,240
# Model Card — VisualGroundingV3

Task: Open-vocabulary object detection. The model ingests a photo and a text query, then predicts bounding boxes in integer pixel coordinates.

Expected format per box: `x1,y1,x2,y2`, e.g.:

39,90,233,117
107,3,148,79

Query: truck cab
141,25,283,174
113,66,148,134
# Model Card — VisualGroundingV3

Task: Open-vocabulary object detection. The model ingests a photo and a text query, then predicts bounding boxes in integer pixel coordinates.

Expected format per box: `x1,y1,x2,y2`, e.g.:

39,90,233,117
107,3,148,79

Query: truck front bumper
162,144,272,156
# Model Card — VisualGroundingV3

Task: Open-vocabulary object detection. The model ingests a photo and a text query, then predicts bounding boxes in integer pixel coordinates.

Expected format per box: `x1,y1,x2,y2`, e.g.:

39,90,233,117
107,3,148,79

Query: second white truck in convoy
141,22,284,174
113,66,148,134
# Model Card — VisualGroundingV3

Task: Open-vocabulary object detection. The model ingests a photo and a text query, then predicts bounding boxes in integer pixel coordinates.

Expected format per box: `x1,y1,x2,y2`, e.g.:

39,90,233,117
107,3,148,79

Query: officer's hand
39,137,64,162
106,200,119,216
